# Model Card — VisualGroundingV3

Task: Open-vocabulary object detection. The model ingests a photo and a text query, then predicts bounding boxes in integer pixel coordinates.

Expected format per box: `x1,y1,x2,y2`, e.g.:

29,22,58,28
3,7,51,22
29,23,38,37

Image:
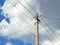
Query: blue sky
0,0,60,45
0,0,10,24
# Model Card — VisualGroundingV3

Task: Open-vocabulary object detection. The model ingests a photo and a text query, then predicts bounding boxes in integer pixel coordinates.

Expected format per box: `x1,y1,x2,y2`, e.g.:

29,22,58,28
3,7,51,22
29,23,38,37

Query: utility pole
34,12,40,45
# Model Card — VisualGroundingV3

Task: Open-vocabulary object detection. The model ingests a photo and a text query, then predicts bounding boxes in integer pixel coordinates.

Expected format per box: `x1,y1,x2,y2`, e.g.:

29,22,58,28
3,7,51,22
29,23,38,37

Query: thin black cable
41,17,60,36
6,22,35,38
8,26,35,37
23,1,60,20
43,22,60,42
7,0,34,29
8,0,34,24
40,23,59,43
24,0,37,12
41,15,60,20
1,0,26,33
8,0,34,20
17,0,34,16
5,0,35,37
4,0,42,43
40,22,58,42
7,0,34,27
7,0,35,35
23,0,60,21
41,17,60,41
44,21,60,38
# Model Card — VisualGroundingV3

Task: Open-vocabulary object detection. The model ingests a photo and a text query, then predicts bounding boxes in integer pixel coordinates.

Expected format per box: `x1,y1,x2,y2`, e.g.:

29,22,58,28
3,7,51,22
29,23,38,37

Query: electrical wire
19,0,60,20
41,15,60,20
7,0,34,30
24,0,37,12
3,0,35,37
40,21,58,42
8,0,35,24
8,0,33,19
17,0,34,16
23,0,60,21
44,21,60,39
7,0,41,38
41,17,60,36
8,25,35,37
24,0,60,40
41,17,60,41
17,0,60,21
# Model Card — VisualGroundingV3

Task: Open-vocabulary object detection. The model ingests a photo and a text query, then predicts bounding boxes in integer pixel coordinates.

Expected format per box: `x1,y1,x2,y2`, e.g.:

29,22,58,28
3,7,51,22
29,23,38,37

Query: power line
7,0,34,24
25,1,60,40
41,17,60,41
41,15,60,20
24,0,37,12
7,0,35,26
41,17,60,36
17,0,60,21
17,0,34,16
6,0,39,37
7,0,34,28
8,0,34,20
22,0,60,21
5,2,35,37
24,0,60,21
8,0,35,24
40,22,58,42
8,26,35,38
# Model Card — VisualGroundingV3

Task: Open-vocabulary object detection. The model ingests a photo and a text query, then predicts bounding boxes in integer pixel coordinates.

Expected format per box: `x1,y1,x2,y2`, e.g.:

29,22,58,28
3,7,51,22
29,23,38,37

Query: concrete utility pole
34,12,40,45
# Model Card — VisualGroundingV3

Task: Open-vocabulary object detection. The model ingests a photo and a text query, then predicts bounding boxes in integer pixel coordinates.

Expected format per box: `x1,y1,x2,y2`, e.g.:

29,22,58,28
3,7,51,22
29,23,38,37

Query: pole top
34,12,41,25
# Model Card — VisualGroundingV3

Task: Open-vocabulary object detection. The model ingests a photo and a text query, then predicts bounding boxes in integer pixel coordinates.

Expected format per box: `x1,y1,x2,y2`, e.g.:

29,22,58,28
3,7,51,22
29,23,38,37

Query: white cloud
42,40,53,45
6,42,12,45
41,40,60,45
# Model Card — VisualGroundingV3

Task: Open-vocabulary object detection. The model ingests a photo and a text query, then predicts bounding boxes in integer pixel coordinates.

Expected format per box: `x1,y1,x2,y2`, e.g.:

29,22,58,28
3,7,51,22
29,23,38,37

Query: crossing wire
41,17,60,41
8,0,34,24
25,1,60,41
5,1,35,37
7,24,35,38
8,0,35,23
24,0,37,12
8,0,33,18
24,0,60,20
40,21,58,43
17,0,34,16
41,15,60,20
41,16,60,36
7,0,34,28
22,0,60,20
